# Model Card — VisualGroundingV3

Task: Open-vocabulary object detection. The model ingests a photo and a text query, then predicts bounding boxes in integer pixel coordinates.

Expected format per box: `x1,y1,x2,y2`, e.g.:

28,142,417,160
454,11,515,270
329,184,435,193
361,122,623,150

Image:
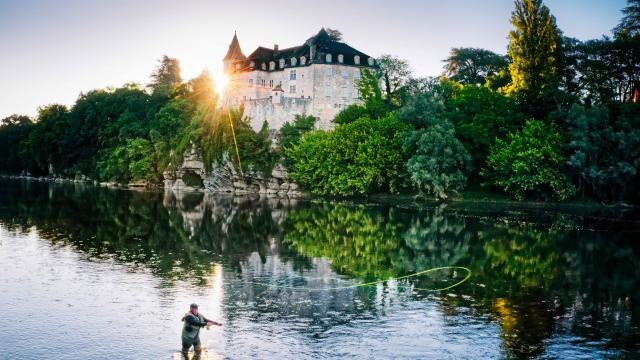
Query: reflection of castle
221,28,377,130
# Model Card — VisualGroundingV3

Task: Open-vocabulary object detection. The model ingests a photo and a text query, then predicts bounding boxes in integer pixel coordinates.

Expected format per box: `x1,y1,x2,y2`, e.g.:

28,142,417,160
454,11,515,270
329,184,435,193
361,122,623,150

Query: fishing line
227,111,244,179
249,266,471,292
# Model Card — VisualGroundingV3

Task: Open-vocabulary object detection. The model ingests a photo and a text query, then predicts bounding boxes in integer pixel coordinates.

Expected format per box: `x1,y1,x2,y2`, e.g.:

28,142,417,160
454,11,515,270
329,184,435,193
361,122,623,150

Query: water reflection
0,179,638,358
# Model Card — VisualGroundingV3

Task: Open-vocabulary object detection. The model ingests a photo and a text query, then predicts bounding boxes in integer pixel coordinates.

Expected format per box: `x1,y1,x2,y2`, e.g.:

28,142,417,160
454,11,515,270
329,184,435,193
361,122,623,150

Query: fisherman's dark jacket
181,313,210,339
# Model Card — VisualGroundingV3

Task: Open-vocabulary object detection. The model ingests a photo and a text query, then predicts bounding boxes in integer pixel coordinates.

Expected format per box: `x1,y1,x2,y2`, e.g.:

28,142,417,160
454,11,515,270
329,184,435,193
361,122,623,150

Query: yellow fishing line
227,111,243,179
251,266,472,292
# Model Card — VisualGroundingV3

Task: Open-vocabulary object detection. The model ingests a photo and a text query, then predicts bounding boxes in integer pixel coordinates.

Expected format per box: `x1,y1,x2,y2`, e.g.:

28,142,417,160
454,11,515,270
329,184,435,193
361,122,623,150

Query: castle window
300,56,306,65
262,79,266,87
290,85,296,94
338,54,344,63
325,54,332,63
324,84,332,98
340,86,348,99
269,61,275,70
342,69,349,79
368,57,375,66
262,63,266,70
279,59,285,68
248,79,253,87
250,61,255,68
290,70,296,80
291,57,297,66
354,55,360,65
354,69,361,80
325,67,333,77
269,80,274,87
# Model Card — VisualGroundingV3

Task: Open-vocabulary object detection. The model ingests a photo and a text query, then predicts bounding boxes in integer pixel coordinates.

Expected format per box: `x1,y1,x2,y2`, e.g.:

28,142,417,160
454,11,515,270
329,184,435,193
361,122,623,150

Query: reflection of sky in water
0,228,502,359
0,180,638,359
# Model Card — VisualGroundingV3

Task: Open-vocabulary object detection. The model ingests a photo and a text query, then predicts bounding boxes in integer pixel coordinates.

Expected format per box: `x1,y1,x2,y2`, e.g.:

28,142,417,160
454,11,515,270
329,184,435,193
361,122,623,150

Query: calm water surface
0,179,639,359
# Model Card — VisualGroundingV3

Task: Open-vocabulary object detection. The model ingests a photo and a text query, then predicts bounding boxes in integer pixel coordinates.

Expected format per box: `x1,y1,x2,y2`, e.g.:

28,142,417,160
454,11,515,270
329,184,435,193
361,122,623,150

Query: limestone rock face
163,147,302,197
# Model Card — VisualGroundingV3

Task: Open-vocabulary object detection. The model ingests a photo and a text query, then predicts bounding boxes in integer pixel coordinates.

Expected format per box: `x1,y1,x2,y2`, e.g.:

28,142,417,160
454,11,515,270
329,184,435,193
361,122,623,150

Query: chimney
274,44,279,52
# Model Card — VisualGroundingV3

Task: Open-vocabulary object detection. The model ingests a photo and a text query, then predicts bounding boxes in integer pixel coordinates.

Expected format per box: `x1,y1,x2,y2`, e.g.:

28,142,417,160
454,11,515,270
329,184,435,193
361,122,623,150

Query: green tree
615,0,640,36
287,114,409,196
443,47,509,86
325,28,343,41
506,0,562,117
402,119,471,200
0,115,34,174
395,80,459,129
445,86,524,176
149,55,183,96
187,69,218,106
280,115,317,150
565,104,640,200
26,104,70,175
376,54,412,107
482,119,575,200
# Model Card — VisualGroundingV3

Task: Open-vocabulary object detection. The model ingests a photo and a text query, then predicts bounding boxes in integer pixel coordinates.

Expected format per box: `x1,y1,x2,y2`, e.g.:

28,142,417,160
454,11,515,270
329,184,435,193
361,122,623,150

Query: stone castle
221,28,377,130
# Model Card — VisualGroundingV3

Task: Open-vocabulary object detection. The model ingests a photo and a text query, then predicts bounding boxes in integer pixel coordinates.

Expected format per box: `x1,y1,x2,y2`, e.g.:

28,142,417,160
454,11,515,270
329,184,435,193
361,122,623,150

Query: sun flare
214,72,229,97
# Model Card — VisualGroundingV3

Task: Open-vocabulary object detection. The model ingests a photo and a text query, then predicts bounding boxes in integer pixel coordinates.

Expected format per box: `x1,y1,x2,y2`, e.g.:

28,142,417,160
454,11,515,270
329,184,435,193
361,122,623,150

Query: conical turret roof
223,32,246,61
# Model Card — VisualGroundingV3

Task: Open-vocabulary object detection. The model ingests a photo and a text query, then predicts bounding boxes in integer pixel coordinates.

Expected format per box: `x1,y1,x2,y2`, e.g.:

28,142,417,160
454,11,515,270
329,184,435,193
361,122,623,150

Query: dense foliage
287,114,409,196
483,119,575,200
0,57,276,183
1,1,638,202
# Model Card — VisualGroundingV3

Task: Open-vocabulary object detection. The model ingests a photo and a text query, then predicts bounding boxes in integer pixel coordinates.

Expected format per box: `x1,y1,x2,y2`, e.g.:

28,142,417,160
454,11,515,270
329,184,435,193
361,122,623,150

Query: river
0,179,638,359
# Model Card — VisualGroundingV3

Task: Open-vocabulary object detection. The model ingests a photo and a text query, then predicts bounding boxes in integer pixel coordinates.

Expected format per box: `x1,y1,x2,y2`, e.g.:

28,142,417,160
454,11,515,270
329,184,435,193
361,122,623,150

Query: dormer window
300,56,306,65
249,61,255,68
269,61,275,71
291,57,297,66
279,59,285,68
368,57,375,66
325,54,332,63
354,55,360,65
261,63,266,70
338,54,344,63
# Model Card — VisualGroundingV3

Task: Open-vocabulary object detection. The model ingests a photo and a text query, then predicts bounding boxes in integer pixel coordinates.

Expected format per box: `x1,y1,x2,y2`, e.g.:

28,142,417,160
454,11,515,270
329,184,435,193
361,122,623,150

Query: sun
214,71,230,97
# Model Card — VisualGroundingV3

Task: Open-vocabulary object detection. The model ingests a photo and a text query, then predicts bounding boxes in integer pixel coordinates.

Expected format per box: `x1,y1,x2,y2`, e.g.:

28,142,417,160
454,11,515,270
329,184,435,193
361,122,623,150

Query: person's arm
184,314,208,327
202,315,223,326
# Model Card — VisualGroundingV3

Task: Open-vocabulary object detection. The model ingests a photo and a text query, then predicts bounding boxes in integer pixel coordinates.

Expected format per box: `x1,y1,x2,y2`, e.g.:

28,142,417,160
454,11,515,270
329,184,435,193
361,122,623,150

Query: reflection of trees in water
283,204,475,281
1,181,638,357
282,203,640,358
0,181,304,285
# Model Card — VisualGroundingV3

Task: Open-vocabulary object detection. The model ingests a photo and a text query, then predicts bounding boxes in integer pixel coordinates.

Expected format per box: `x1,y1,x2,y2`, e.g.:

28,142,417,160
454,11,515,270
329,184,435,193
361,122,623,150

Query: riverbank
3,174,637,211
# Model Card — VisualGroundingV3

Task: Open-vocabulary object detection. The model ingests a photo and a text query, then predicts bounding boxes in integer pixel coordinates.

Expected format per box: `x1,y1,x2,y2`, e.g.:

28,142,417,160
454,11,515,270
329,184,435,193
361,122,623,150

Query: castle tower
223,32,246,75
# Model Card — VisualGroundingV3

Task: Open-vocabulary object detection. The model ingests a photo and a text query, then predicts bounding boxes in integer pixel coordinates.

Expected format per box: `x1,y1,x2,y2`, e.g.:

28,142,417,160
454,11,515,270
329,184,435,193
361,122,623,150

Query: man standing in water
181,303,222,359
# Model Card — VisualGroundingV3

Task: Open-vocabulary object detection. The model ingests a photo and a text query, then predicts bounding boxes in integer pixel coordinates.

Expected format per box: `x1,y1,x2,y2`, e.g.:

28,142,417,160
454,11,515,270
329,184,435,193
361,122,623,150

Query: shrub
482,119,575,200
402,120,471,200
287,114,409,196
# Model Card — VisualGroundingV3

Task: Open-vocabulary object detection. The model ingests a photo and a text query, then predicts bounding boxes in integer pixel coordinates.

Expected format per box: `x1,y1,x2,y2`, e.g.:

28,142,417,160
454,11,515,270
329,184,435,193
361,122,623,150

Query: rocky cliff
163,145,302,197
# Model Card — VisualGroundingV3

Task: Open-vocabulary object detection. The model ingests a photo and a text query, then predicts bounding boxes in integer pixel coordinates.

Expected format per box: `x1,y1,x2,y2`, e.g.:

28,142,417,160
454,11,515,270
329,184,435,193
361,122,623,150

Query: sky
0,0,627,120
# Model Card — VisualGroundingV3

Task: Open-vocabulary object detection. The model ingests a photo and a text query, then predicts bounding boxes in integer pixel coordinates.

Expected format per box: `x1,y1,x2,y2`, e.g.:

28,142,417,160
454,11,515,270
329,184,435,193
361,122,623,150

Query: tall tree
506,0,562,117
149,55,183,96
188,69,218,107
443,47,509,86
376,55,412,107
0,115,34,173
325,28,343,41
615,0,640,36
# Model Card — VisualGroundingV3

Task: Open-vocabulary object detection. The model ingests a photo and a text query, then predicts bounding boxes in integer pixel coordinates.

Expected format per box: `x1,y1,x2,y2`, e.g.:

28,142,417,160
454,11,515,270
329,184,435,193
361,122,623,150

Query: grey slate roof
229,28,374,72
